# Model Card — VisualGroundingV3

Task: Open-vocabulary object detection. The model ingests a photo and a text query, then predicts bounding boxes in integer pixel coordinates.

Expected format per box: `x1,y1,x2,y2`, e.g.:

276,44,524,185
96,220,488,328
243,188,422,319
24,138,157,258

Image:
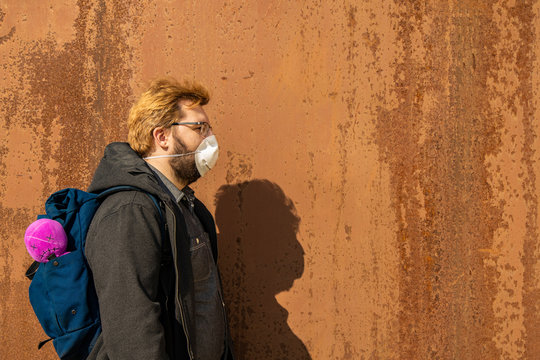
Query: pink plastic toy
24,219,68,263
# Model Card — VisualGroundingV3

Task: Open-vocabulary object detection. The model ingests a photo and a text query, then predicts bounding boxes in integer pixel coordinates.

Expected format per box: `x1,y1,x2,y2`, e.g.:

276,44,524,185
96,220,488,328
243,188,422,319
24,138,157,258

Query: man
85,78,234,360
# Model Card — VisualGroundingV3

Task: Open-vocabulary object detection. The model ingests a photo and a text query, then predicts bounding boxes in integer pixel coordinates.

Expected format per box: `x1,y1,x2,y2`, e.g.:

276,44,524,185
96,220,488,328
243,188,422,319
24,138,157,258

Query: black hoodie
85,142,231,360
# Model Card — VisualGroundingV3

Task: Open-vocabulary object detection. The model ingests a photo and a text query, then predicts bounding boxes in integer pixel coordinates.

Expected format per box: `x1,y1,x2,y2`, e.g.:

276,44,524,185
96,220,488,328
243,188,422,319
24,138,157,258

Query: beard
170,133,200,185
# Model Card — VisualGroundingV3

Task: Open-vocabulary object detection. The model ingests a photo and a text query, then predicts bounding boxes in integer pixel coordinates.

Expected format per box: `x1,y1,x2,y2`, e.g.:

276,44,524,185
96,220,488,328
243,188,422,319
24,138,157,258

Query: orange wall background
1,1,539,359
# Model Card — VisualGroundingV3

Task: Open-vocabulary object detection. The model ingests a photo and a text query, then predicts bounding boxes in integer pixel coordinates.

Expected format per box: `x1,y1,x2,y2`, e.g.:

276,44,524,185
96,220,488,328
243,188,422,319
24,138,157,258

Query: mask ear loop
143,151,201,160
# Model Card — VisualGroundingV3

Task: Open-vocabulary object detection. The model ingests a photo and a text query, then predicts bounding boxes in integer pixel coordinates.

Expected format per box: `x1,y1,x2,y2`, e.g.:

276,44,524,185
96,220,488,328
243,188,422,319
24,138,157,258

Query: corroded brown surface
1,1,539,359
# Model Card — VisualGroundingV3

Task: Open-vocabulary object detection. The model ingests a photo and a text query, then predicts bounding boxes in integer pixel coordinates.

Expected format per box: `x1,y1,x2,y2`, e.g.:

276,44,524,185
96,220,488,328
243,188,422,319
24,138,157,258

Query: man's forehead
178,99,208,119
178,98,201,107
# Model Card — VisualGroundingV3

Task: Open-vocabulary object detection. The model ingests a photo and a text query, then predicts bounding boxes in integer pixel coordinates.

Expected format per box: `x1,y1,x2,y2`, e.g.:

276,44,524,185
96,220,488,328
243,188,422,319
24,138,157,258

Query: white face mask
143,135,219,177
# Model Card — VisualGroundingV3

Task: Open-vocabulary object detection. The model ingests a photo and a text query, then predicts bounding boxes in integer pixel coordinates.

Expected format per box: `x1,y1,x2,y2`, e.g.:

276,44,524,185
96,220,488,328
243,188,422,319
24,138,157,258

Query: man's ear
152,127,171,152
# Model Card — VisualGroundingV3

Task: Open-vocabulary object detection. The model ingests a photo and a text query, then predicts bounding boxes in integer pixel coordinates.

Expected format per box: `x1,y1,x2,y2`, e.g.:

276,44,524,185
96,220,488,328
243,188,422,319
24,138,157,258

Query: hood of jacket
88,142,166,197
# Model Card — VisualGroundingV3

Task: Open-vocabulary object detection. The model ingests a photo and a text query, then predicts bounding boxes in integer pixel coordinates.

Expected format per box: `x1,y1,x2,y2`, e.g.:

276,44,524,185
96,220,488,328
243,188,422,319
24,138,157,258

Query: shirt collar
147,163,194,204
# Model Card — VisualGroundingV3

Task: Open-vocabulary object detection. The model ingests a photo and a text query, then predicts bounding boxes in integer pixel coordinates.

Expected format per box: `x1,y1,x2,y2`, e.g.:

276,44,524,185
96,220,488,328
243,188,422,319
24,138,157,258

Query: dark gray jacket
85,142,233,360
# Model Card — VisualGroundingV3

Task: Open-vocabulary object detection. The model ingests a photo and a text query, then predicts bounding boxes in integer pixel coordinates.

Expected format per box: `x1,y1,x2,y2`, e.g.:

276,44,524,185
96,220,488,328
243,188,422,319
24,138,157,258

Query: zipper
165,203,195,360
217,271,230,360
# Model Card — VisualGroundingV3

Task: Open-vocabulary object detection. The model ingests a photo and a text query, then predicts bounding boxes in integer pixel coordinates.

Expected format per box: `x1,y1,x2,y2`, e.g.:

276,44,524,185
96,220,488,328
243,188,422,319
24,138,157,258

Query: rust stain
375,1,433,357
1,1,539,359
19,0,139,190
376,0,505,358
0,8,15,45
485,1,539,358
224,151,253,184
0,1,142,358
509,1,540,358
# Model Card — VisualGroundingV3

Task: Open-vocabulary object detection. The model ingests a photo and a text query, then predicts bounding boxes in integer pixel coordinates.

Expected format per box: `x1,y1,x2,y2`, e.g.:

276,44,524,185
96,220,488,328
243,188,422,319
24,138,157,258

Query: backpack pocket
53,319,101,360
29,249,99,338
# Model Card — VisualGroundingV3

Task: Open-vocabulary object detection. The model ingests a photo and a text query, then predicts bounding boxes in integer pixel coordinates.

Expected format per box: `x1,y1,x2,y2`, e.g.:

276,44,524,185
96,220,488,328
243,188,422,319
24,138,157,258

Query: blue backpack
25,185,165,360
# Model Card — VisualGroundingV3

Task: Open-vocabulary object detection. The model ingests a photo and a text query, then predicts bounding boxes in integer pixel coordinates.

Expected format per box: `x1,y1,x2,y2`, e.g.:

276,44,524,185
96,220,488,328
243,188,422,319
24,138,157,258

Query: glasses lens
172,122,210,136
201,123,209,136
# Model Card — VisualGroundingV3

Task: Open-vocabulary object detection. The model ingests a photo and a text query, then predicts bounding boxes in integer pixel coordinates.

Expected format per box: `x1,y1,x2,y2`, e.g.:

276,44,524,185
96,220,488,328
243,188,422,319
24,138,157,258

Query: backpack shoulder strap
26,186,168,281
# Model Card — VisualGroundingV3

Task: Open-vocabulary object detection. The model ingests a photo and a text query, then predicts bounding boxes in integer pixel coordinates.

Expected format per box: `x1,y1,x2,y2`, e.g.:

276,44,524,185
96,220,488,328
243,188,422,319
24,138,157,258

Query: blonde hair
128,77,210,156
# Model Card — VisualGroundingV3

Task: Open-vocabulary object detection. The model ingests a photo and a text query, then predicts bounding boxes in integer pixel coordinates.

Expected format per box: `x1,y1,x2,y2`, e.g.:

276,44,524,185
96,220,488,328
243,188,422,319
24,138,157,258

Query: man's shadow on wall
215,179,311,360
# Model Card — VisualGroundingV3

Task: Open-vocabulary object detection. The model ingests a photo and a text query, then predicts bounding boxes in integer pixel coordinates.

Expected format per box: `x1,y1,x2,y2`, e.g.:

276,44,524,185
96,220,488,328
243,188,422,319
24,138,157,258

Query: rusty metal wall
1,1,539,359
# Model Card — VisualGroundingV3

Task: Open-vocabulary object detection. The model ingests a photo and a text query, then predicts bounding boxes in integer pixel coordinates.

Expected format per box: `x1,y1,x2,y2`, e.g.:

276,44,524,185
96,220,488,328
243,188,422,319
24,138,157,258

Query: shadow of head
215,180,311,359
215,179,304,295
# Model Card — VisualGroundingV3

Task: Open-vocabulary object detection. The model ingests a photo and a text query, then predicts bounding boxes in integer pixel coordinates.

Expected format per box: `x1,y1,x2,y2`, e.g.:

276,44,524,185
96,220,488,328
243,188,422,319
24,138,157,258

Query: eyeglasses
171,121,212,137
